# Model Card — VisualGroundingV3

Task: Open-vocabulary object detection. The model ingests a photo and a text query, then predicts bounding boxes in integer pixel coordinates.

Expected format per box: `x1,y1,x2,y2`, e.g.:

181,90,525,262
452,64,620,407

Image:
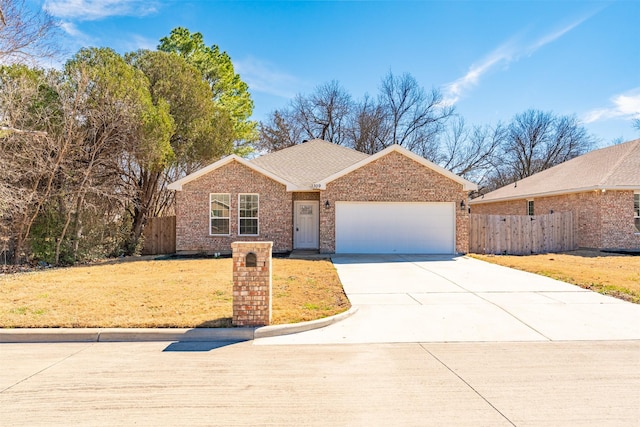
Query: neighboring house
168,139,477,255
470,138,640,251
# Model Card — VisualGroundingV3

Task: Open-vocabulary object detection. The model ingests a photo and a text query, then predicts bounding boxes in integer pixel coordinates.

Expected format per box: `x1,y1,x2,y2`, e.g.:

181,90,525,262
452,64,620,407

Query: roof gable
314,144,478,191
166,155,298,191
471,138,640,204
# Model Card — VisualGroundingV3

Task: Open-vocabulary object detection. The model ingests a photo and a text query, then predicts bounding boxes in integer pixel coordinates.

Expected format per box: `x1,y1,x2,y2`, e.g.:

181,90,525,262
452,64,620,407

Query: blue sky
38,0,640,146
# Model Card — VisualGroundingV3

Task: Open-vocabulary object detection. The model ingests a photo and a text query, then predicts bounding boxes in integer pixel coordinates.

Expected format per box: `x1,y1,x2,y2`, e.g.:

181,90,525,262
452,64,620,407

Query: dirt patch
0,258,350,328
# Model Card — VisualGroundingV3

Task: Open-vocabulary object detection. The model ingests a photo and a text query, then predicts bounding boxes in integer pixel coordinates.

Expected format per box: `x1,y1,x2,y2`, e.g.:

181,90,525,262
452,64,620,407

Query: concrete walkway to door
256,254,640,344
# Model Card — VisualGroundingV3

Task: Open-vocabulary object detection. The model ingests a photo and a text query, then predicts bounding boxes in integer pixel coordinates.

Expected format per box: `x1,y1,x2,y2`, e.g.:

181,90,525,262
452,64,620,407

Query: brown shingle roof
471,138,640,204
250,139,370,188
169,138,478,192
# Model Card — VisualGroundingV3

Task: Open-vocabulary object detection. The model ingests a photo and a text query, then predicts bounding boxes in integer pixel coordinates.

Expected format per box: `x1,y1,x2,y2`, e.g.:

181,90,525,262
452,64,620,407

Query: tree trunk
127,170,162,255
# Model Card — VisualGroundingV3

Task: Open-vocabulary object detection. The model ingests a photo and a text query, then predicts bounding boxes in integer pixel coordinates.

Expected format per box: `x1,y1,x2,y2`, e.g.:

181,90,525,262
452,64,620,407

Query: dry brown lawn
0,258,350,328
471,250,640,303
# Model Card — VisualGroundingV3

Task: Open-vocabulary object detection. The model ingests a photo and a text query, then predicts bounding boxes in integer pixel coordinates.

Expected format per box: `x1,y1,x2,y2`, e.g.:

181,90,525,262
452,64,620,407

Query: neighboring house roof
471,138,640,204
168,138,478,192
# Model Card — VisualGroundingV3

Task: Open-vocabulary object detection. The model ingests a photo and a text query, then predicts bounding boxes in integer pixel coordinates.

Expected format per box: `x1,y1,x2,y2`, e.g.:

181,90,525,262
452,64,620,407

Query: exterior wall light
325,200,331,209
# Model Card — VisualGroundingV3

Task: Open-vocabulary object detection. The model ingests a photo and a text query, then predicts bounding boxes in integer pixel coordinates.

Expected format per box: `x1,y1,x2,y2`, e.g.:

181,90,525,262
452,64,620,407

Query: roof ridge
250,139,369,162
597,139,640,186
248,138,370,189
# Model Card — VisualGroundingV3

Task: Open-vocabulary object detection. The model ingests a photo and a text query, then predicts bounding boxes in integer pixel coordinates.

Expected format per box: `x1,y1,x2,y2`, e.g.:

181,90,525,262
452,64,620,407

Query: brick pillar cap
231,241,273,248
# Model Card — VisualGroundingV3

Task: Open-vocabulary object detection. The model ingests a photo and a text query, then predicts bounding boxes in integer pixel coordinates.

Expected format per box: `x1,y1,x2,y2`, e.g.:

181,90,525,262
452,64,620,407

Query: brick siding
471,190,640,250
292,192,320,201
175,161,292,254
599,191,640,249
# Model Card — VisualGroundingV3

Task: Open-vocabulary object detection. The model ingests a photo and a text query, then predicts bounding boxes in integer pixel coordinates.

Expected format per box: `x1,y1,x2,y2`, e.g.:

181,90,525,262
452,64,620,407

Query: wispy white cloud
59,21,83,38
527,16,587,51
442,38,517,106
235,57,305,99
45,1,161,57
442,11,598,106
44,0,159,21
54,20,94,60
582,88,640,123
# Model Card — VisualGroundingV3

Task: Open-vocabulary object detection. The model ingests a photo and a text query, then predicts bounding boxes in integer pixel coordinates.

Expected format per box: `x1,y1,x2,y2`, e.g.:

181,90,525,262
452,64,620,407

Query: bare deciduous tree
293,80,353,145
346,94,389,154
378,71,454,160
504,110,593,180
257,109,304,153
258,80,353,151
0,66,73,263
0,0,60,64
258,72,454,159
439,117,505,188
481,109,594,192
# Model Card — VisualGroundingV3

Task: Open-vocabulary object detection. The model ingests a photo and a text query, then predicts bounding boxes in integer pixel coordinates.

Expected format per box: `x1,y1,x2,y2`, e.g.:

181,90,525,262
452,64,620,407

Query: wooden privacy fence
469,212,575,255
142,216,176,255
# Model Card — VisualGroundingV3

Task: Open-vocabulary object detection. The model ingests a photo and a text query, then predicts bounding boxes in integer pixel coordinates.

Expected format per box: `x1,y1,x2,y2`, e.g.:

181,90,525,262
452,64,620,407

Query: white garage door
335,202,455,254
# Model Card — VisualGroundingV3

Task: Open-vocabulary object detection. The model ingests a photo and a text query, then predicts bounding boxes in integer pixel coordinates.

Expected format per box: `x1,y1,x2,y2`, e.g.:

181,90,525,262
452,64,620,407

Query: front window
527,200,534,216
239,194,259,235
634,193,640,232
210,194,230,235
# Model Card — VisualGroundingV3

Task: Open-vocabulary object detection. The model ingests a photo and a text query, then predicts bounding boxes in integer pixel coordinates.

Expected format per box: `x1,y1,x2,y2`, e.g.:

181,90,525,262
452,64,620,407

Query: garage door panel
335,202,454,254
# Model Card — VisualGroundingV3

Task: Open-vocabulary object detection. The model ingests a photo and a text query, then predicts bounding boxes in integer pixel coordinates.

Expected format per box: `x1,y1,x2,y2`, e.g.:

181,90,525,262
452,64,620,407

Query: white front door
294,201,319,249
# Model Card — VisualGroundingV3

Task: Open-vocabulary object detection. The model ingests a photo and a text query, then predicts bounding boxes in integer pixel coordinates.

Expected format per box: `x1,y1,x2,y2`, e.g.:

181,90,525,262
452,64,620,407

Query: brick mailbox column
231,242,273,327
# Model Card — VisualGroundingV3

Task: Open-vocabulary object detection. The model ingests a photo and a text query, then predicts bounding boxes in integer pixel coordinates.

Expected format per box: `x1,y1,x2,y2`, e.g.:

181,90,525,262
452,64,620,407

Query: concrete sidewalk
256,255,640,344
1,340,638,425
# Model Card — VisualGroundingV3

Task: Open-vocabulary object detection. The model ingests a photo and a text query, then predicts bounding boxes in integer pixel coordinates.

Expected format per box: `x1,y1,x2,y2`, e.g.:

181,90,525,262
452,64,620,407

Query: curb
255,306,358,338
0,307,358,343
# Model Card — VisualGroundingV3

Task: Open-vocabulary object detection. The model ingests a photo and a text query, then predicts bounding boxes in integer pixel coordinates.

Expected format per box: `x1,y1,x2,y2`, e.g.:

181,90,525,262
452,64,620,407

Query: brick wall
471,190,640,250
175,161,293,254
231,242,272,327
599,191,640,249
319,151,470,253
535,193,602,249
292,192,320,201
470,199,526,216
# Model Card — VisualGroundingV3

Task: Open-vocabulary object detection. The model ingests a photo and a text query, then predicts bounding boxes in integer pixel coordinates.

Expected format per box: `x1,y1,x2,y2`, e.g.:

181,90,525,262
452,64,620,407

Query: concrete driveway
257,254,640,344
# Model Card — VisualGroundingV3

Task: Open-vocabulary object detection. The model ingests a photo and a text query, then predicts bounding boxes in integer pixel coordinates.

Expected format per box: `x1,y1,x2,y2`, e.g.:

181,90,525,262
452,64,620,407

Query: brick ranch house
470,138,640,251
168,139,477,255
